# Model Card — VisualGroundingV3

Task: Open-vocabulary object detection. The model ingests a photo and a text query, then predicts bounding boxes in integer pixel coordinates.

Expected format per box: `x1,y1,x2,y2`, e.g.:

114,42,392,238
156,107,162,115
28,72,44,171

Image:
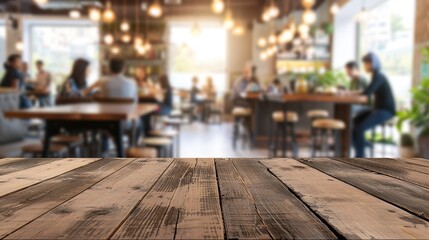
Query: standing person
34,60,52,106
159,75,173,116
352,53,396,158
60,58,92,98
345,61,368,92
232,64,252,107
190,76,200,104
1,54,31,108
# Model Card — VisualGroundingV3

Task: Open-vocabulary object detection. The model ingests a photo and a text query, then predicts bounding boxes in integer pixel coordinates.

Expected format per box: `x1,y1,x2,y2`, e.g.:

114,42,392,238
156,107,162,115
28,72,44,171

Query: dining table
4,103,159,157
0,157,428,239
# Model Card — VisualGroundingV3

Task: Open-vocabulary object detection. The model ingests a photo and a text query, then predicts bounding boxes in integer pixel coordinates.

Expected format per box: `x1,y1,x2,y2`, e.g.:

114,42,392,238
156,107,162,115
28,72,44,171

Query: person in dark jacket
0,54,32,109
353,52,396,158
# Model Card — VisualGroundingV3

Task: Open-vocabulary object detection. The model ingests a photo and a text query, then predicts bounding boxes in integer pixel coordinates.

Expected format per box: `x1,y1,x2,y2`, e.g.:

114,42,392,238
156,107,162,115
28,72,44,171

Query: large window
24,20,100,90
0,21,6,77
359,0,415,108
168,22,227,94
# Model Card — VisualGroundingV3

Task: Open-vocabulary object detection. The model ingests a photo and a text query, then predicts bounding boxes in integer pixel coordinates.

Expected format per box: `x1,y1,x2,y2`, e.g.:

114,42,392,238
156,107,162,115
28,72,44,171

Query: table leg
334,104,352,157
42,120,60,157
109,121,125,157
282,102,289,157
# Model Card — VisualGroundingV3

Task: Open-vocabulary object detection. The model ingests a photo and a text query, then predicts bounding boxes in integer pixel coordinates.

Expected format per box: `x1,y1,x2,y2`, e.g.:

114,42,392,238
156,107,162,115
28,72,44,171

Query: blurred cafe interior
0,0,428,159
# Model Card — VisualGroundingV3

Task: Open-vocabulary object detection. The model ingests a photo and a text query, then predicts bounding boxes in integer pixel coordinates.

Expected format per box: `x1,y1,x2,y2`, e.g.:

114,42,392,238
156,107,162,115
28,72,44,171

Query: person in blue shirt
60,58,92,98
0,54,32,109
353,52,396,158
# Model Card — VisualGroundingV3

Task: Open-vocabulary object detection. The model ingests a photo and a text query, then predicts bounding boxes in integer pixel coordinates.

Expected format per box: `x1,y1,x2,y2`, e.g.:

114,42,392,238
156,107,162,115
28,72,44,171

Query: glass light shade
15,41,23,51
262,10,271,22
211,0,225,14
302,9,317,25
89,8,101,21
102,2,115,23
104,34,114,45
268,4,279,18
268,34,277,44
121,34,131,43
298,23,310,35
148,0,163,18
257,37,267,48
330,3,339,15
120,21,130,32
223,10,234,30
301,0,316,9
111,46,120,55
69,10,81,19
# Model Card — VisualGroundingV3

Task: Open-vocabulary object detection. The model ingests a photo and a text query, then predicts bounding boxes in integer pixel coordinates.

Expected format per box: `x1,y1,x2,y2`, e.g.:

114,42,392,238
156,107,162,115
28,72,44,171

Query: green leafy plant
400,133,415,147
397,48,429,133
315,70,349,88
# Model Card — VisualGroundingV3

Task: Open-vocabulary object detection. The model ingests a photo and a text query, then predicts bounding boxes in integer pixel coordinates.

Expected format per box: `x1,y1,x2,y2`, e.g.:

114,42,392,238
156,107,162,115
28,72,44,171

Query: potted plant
397,49,429,158
314,70,348,94
399,133,415,158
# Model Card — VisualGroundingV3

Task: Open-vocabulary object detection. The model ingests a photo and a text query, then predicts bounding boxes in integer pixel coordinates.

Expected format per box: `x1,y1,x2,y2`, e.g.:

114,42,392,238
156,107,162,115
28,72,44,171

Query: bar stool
162,118,184,156
150,129,179,157
307,110,329,120
142,137,173,157
270,111,299,157
232,107,253,149
22,143,68,158
311,119,345,157
126,146,158,158
51,134,83,157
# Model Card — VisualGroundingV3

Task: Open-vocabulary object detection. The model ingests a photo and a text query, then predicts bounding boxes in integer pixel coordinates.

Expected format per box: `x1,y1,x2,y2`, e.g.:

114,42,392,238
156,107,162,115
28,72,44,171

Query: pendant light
223,9,234,30
268,33,277,45
262,8,271,22
120,21,130,32
257,37,267,48
301,0,315,9
104,34,114,45
121,34,132,43
103,1,116,23
89,8,101,21
260,51,268,61
211,0,225,14
33,0,48,5
233,23,245,36
302,9,316,25
111,46,121,55
148,0,163,18
134,0,144,53
298,23,310,35
15,41,24,51
330,2,339,15
355,0,367,23
268,0,279,19
69,1,81,19
120,0,130,32
279,28,293,43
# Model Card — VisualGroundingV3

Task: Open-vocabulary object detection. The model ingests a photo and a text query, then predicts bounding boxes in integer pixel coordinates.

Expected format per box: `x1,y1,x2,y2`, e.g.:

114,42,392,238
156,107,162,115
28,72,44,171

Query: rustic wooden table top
0,157,428,239
242,92,368,104
4,103,159,121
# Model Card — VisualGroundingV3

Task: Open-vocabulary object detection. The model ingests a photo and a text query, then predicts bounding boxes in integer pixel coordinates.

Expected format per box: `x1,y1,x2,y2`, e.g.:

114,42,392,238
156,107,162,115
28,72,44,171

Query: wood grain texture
397,158,429,170
6,158,172,240
262,159,429,239
335,158,429,189
265,93,368,104
0,158,100,197
0,158,29,166
299,158,429,221
221,159,336,239
0,158,134,238
0,158,63,176
112,158,224,240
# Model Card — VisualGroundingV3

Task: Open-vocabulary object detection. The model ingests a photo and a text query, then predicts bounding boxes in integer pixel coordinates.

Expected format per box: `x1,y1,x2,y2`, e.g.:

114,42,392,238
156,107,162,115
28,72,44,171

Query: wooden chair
22,143,68,158
232,107,253,150
51,134,83,157
126,146,158,158
150,129,179,157
311,119,345,157
270,111,299,157
142,137,173,157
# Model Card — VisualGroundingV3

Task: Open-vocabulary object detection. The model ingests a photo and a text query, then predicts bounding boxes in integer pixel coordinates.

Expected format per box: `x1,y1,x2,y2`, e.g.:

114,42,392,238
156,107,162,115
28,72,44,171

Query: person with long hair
353,52,396,158
134,66,156,94
1,54,32,108
60,58,91,97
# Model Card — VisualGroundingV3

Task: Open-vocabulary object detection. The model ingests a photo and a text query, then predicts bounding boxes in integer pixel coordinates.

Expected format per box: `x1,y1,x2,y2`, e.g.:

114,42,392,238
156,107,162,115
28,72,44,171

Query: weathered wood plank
0,158,100,197
221,159,337,239
336,158,429,189
0,158,63,176
0,158,134,238
397,158,429,169
262,159,429,239
112,158,224,240
6,158,172,240
299,158,429,221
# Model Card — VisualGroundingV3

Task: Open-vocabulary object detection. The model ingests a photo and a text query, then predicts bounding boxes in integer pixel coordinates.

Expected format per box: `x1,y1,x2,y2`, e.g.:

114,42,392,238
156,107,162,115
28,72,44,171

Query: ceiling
0,0,327,22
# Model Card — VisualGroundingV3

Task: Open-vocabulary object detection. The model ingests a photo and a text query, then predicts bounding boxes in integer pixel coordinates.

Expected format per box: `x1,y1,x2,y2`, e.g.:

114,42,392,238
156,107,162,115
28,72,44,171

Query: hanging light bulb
89,8,101,21
120,21,130,32
298,23,310,35
330,3,339,15
301,0,316,9
279,29,293,43
104,34,114,45
33,0,48,5
262,9,271,22
15,41,23,51
211,0,225,14
260,51,268,61
233,23,245,35
69,9,81,19
111,46,121,55
302,9,317,25
268,34,277,44
121,34,132,43
144,41,152,51
134,36,144,47
137,45,146,55
223,10,234,30
268,1,279,19
103,1,115,23
355,8,368,23
257,37,267,48
148,0,163,18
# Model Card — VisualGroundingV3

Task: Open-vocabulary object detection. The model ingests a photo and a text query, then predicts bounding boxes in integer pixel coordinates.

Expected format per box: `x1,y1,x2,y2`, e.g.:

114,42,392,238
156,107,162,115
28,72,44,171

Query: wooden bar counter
0,157,428,239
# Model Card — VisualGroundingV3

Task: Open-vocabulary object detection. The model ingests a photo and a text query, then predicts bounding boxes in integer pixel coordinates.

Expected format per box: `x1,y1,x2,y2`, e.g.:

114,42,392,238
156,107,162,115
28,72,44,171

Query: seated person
190,76,201,104
345,61,368,92
99,59,137,101
352,53,396,158
267,78,286,94
33,60,52,107
203,77,216,101
60,58,95,98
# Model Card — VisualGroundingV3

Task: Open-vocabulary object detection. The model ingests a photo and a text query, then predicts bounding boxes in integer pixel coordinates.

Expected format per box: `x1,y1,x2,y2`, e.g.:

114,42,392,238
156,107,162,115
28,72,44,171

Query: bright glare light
103,1,115,23
89,8,101,21
233,24,245,35
224,10,234,29
104,34,114,45
134,36,144,46
268,3,279,18
148,0,163,18
258,37,267,48
121,34,131,43
268,34,277,44
111,46,120,54
144,41,152,51
15,41,23,51
137,45,146,55
330,3,339,15
302,9,317,25
260,51,267,60
69,10,81,19
301,0,316,9
355,9,368,23
211,0,225,14
120,21,130,32
279,29,293,43
262,10,271,22
298,23,310,35
34,0,48,5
